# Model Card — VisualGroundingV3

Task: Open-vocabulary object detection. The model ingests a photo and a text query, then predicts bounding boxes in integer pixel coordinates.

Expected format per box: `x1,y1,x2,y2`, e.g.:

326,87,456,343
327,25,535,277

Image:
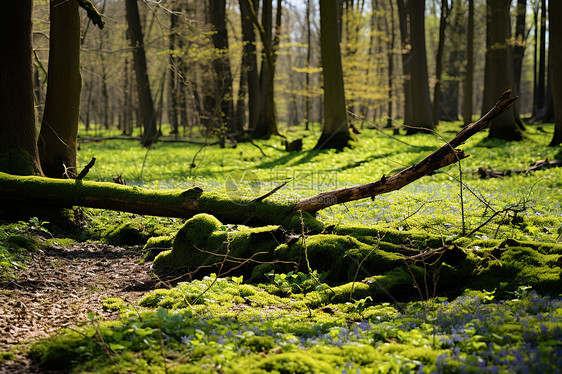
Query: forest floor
0,242,159,373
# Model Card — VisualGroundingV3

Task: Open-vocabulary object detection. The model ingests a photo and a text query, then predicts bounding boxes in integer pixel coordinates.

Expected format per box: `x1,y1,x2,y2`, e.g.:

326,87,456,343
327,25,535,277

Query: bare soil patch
0,242,159,373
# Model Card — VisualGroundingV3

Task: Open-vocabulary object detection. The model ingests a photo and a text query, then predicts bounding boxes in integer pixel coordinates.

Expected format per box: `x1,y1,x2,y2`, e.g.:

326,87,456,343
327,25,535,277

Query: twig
249,181,289,204
76,157,96,180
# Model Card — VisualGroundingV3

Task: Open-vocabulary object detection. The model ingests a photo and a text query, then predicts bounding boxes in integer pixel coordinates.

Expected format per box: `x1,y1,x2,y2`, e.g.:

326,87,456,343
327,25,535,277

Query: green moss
6,234,38,252
28,330,89,370
0,351,14,362
143,235,174,261
334,225,442,249
239,335,276,352
104,221,151,245
281,211,324,233
154,214,285,277
256,352,337,374
470,246,562,297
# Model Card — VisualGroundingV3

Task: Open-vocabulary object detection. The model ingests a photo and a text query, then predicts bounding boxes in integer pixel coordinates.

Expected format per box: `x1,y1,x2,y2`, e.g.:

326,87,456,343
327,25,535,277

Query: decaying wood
478,159,562,179
293,90,518,212
0,91,517,225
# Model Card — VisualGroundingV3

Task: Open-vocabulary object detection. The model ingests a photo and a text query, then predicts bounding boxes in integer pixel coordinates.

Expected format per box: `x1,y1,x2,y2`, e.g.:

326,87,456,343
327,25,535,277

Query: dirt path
0,242,159,373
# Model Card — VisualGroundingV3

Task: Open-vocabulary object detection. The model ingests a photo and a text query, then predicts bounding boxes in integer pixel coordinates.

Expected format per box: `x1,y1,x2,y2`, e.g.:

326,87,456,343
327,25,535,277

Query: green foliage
29,281,562,373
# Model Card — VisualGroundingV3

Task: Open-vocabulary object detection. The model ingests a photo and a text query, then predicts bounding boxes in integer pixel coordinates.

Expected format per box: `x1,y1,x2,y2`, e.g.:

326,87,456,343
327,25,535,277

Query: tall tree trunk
0,0,42,175
240,0,260,134
385,0,396,128
535,0,547,114
125,0,158,147
513,0,527,93
39,0,81,178
439,0,463,122
463,0,474,126
549,0,562,146
397,0,435,133
304,0,312,130
483,0,523,141
253,0,281,139
209,0,236,134
432,0,449,126
314,0,355,150
168,10,179,135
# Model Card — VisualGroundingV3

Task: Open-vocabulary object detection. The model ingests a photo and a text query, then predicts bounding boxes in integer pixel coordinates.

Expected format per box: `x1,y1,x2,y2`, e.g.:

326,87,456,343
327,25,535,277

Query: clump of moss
5,234,38,252
257,352,337,374
103,221,151,245
154,214,285,277
28,330,89,370
239,335,276,352
143,234,174,261
0,351,14,362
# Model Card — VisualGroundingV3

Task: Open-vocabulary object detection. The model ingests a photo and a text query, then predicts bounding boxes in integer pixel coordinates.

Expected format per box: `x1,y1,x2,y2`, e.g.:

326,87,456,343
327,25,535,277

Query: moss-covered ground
2,121,561,372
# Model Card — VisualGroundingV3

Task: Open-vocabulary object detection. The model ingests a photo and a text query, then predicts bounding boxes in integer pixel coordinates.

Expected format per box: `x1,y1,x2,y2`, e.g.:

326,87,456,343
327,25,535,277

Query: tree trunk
463,0,474,126
0,0,42,176
168,10,179,135
252,0,280,139
513,0,527,93
534,0,547,115
304,0,312,131
439,0,463,122
549,0,562,146
397,0,434,133
483,0,523,141
38,0,81,178
432,0,449,126
315,0,355,150
239,0,260,133
124,0,158,147
0,91,517,221
209,0,236,134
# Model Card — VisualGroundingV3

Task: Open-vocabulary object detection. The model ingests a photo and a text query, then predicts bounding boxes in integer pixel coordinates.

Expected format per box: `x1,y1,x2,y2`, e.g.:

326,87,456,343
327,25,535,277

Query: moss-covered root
153,214,285,277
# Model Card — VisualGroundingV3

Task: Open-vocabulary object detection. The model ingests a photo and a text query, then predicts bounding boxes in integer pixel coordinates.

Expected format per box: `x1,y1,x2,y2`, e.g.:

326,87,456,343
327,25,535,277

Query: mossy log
0,91,516,223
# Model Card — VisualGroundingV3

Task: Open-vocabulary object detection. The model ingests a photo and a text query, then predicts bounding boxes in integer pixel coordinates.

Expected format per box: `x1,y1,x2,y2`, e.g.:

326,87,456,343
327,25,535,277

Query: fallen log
0,91,517,226
478,158,562,179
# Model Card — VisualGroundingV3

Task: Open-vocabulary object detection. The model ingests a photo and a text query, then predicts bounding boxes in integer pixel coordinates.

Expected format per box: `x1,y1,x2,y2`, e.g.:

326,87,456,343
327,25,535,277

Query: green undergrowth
0,218,45,281
30,279,562,373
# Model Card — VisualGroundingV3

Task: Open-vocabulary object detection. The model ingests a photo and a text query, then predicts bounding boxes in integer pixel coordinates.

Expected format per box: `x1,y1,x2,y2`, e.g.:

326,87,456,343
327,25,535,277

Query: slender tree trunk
39,0,81,178
513,0,527,93
0,0,42,175
439,0,462,122
534,0,547,115
549,0,562,146
463,0,474,126
398,0,434,133
385,0,396,128
304,0,312,130
432,0,449,126
253,0,281,139
483,0,523,141
532,1,539,116
125,0,158,147
240,0,260,134
168,10,179,135
315,0,355,150
209,0,236,134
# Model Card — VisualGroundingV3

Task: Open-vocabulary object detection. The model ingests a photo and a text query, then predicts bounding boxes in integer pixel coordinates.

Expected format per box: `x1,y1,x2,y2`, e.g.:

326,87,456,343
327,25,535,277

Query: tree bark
483,0,523,141
239,0,260,133
209,0,236,134
0,92,516,221
463,0,474,126
125,0,158,147
315,0,356,150
0,0,42,176
432,0,449,126
397,0,435,132
535,0,547,114
38,0,81,178
513,0,527,93
549,0,562,146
